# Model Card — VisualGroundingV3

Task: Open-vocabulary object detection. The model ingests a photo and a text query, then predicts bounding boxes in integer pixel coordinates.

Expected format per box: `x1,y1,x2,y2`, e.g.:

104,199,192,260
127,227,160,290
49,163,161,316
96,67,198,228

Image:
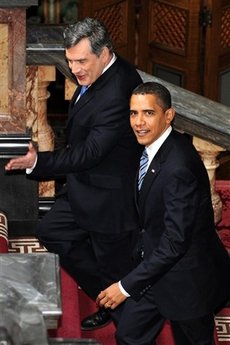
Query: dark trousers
171,315,215,345
116,290,215,345
35,194,137,324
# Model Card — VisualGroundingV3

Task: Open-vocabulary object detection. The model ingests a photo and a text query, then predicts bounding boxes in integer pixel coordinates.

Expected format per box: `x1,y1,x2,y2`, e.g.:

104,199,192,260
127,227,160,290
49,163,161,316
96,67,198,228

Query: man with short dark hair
97,82,230,345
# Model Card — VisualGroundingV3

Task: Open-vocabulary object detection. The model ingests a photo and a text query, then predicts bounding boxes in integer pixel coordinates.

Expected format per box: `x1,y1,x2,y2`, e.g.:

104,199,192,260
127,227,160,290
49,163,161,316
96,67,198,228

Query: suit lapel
138,131,175,212
67,86,94,125
138,157,161,209
69,86,80,108
67,57,120,126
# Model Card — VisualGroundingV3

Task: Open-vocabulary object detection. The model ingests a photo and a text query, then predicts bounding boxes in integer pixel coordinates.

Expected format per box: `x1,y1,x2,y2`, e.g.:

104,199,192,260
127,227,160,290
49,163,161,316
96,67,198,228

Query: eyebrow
66,57,87,62
130,108,154,111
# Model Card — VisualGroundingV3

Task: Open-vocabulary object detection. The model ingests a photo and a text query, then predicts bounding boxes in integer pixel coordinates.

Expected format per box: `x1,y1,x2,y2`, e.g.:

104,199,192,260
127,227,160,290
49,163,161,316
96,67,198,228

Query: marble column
0,1,39,236
193,137,225,225
43,0,60,24
65,78,77,100
26,65,56,197
0,6,26,132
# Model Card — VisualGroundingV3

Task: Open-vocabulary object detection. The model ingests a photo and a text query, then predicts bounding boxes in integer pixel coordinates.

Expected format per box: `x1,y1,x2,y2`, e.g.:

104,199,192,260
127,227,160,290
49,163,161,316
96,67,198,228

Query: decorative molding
9,236,47,253
221,6,230,50
95,1,128,46
149,1,187,55
215,313,230,343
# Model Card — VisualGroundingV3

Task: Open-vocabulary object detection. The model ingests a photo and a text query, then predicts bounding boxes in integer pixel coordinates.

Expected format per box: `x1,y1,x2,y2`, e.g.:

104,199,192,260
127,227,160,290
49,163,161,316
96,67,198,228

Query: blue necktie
138,149,149,190
79,85,88,96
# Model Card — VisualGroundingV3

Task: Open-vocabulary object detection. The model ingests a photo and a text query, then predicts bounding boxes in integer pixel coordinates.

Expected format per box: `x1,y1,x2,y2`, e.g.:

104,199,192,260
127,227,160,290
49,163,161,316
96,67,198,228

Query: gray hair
63,17,114,56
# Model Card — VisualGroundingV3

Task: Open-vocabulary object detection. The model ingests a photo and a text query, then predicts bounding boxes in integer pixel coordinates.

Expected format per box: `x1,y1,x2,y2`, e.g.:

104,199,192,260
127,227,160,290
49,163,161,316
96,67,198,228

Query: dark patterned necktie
138,148,149,191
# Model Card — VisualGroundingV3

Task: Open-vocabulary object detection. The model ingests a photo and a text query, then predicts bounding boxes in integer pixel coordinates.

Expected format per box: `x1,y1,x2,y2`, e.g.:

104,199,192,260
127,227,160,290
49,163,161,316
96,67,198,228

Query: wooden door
76,0,229,102
203,0,230,103
78,0,137,64
137,0,230,103
137,0,202,94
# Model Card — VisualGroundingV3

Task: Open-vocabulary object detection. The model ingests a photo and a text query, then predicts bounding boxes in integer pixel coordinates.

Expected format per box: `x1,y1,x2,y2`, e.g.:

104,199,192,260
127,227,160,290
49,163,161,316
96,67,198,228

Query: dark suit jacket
121,129,230,320
31,56,142,234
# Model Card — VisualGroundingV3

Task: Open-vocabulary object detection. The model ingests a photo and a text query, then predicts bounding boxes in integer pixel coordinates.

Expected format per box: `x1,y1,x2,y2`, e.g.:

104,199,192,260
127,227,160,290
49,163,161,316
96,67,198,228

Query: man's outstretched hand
5,142,37,171
96,282,127,310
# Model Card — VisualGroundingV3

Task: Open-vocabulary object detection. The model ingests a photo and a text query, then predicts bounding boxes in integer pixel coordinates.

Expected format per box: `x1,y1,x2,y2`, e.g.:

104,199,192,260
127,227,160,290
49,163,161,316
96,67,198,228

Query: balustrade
193,137,226,224
26,65,56,197
0,8,228,230
60,74,227,225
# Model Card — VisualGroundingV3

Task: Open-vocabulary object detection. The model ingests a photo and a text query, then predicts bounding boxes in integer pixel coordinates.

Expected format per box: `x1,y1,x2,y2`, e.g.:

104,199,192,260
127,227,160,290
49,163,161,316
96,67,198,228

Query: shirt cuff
26,155,38,174
119,281,130,297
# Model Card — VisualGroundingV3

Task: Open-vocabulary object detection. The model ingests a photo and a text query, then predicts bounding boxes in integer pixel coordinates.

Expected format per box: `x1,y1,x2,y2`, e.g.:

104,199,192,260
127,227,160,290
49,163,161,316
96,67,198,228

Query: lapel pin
151,169,155,173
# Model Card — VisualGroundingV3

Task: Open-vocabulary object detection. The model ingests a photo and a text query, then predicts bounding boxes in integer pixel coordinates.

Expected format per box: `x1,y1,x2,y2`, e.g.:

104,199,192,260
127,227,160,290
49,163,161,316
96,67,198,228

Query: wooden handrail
26,25,230,150
139,71,230,150
26,25,230,223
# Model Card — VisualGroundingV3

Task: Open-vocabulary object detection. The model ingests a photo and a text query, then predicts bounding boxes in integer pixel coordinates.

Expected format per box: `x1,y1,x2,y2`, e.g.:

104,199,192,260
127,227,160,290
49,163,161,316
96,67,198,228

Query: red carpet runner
78,290,229,345
79,287,176,345
3,179,229,344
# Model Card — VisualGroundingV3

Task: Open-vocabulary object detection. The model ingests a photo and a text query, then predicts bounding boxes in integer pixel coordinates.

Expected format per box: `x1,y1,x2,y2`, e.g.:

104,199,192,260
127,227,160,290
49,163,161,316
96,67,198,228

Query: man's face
130,93,175,147
65,38,109,86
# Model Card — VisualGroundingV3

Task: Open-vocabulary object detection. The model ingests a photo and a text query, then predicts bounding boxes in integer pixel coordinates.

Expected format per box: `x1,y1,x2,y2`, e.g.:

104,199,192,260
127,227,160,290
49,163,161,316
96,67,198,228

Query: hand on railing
4,142,37,171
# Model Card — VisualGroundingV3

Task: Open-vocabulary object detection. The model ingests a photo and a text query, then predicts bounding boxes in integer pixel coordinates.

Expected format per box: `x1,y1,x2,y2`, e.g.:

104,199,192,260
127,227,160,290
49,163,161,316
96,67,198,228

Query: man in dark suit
5,18,142,330
97,82,230,344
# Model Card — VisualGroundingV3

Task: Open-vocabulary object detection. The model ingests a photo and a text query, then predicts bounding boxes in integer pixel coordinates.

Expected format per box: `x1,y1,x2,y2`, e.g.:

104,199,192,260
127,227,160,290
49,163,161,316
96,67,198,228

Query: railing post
26,65,56,197
64,78,77,100
193,137,225,225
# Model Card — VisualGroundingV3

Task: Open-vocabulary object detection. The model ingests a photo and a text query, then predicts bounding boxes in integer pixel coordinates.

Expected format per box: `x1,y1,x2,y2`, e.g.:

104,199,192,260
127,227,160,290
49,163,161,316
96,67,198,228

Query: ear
101,47,110,60
165,108,175,124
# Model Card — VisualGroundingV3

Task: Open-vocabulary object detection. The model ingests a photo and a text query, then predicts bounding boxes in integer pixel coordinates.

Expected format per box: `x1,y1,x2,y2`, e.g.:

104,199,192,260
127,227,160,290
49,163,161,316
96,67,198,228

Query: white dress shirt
119,126,172,297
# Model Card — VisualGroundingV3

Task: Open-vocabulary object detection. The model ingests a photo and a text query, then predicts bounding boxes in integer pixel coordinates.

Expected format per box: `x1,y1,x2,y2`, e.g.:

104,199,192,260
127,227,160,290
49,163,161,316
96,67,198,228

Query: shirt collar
79,53,116,93
103,53,117,74
146,126,172,168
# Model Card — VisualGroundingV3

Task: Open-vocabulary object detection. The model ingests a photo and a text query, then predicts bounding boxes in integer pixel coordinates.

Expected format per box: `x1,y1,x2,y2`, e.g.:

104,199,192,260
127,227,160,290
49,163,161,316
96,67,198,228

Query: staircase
0,22,229,345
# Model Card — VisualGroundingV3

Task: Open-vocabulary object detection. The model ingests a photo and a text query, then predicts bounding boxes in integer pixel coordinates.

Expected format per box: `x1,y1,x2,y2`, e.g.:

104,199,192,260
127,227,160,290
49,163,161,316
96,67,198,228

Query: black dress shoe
81,308,112,330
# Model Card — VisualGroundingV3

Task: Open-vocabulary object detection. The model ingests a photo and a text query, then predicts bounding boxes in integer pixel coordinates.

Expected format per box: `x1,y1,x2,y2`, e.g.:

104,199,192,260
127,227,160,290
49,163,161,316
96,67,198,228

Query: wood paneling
78,0,136,64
